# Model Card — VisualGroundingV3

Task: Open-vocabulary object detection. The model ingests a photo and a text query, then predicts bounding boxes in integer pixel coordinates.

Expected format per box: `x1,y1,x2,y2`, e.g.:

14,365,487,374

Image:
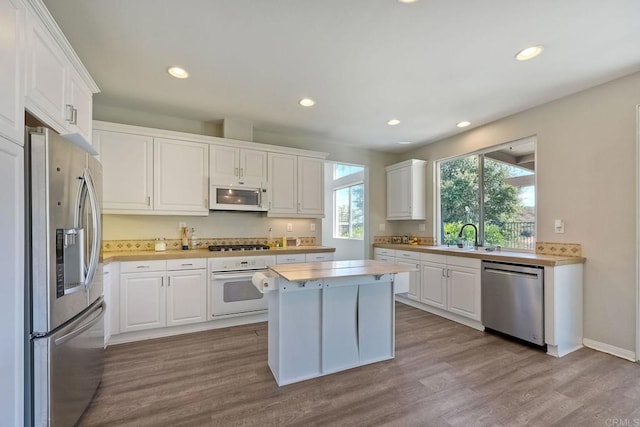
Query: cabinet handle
65,104,74,122
168,277,171,286
234,167,239,176
136,265,150,269
442,268,446,277
447,269,451,278
161,277,164,287
181,263,193,266
269,201,272,210
240,167,243,177
146,196,151,206
71,108,78,125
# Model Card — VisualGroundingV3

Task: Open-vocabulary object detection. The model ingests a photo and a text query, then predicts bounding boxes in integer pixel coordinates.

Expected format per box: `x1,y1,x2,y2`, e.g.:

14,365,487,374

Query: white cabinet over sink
385,159,427,220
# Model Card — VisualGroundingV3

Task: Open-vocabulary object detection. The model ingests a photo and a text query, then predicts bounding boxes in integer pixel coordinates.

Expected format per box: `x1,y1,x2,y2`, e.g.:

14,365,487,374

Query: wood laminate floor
79,303,640,427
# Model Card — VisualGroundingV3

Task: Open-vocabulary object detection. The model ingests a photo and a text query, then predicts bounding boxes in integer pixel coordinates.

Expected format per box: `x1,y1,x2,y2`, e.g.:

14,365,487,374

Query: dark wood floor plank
78,303,640,426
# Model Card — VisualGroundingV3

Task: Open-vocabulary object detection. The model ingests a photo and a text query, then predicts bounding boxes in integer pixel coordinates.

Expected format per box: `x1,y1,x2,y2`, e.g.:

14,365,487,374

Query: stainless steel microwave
209,184,268,211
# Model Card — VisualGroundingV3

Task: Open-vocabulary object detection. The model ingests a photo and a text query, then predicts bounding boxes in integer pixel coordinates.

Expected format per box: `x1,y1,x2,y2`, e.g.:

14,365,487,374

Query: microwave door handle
83,169,101,288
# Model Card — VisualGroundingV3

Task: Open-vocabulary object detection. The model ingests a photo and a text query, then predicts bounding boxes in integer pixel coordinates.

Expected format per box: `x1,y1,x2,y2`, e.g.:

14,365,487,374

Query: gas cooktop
208,244,270,252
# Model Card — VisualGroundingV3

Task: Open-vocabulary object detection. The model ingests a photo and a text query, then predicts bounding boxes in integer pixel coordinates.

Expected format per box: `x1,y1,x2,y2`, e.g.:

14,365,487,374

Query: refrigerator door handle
82,169,101,288
55,299,106,347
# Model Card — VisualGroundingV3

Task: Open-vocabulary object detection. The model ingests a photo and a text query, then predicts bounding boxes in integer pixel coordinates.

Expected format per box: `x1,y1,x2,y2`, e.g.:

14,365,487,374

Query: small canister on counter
154,238,167,252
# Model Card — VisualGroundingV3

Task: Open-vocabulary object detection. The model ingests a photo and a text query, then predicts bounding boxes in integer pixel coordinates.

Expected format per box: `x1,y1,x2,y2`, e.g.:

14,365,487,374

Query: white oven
208,256,275,317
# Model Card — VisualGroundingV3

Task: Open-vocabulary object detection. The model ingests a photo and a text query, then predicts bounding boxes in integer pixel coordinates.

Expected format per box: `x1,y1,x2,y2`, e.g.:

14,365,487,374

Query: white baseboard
395,295,485,331
583,338,637,362
108,312,267,345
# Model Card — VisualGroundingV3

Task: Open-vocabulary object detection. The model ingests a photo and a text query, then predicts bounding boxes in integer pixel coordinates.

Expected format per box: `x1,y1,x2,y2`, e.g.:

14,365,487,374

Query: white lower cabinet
420,253,481,322
119,259,207,333
166,268,207,326
120,270,166,333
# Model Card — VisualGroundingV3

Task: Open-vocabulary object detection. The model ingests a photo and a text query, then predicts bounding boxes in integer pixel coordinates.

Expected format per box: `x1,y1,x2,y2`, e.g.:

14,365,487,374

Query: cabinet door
166,269,207,327
154,138,208,214
209,145,238,185
94,130,153,211
66,67,93,144
0,136,24,427
25,10,68,132
386,166,411,219
0,0,24,144
297,156,324,216
239,149,267,186
268,152,297,215
421,262,447,309
120,272,166,333
447,266,481,321
103,267,111,347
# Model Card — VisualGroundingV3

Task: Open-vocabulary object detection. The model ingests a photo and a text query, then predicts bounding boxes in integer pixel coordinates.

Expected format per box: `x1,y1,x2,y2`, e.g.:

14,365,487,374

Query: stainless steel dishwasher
481,261,544,345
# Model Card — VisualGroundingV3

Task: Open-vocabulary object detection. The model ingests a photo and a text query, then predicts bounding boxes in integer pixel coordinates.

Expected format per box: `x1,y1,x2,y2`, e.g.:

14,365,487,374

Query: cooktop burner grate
208,244,270,252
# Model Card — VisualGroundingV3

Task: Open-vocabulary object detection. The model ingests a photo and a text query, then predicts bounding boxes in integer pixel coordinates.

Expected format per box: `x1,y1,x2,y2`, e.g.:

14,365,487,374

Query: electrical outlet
310,223,316,232
287,223,293,232
379,223,386,232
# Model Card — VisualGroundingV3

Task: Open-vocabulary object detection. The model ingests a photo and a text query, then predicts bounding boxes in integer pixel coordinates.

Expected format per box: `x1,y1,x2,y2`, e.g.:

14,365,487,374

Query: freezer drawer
481,262,544,345
33,297,105,426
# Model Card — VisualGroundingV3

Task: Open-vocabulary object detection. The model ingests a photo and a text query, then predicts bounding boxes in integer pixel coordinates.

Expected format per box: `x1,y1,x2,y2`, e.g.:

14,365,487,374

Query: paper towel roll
252,271,276,292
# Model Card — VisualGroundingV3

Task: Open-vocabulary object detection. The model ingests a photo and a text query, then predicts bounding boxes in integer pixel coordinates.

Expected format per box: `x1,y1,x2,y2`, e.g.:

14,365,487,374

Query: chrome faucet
458,223,481,248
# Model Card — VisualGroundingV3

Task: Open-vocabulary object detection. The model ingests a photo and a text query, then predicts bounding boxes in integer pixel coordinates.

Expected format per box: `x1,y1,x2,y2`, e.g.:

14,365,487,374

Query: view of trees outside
440,154,535,249
335,183,364,239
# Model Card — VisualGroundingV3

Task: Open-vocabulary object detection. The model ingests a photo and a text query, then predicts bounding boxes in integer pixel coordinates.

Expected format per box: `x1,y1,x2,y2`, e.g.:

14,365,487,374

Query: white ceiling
44,0,640,152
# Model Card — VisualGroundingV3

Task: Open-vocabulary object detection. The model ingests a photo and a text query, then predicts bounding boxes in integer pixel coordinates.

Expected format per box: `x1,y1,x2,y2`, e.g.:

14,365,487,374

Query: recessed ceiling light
456,121,471,128
387,119,400,126
299,98,315,107
167,66,189,79
515,45,544,61
398,141,412,145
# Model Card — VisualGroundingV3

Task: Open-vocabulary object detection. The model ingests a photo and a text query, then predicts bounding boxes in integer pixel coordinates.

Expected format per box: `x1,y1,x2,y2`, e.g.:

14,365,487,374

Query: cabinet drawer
396,250,420,261
374,248,395,257
420,253,447,264
276,253,306,264
446,255,481,269
166,258,207,271
375,255,395,263
120,260,166,273
305,252,334,262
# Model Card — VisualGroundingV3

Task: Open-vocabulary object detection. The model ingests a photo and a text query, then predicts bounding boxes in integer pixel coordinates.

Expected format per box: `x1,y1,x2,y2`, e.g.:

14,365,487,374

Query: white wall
398,71,640,354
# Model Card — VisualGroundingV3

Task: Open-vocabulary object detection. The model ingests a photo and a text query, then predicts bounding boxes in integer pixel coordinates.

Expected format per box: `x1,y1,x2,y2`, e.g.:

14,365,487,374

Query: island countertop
269,259,416,282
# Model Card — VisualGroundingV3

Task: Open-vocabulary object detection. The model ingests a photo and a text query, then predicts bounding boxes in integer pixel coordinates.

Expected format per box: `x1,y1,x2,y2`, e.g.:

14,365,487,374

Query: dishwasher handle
483,267,541,279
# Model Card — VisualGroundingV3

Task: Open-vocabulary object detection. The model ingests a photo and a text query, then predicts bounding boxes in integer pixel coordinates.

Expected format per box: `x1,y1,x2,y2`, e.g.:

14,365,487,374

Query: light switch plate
554,219,565,233
379,223,386,231
310,223,316,232
287,223,293,232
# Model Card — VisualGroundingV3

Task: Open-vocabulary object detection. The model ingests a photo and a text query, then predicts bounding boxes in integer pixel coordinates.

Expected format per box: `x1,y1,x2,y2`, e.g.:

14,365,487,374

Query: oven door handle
212,271,266,280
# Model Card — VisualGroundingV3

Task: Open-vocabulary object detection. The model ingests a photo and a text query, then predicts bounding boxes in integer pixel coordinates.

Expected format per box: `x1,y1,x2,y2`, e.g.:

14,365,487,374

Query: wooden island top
268,259,416,282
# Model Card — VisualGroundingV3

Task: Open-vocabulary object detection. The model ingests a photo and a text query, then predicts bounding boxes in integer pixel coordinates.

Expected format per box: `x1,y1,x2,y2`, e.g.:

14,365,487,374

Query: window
438,138,536,250
331,163,364,239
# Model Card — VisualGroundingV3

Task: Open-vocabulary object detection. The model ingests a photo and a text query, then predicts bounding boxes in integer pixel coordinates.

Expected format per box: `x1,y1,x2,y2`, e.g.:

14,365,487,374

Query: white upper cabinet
297,156,324,216
386,159,427,220
0,0,25,144
268,153,324,218
94,130,154,212
268,152,297,215
154,138,209,214
24,3,98,144
210,145,267,187
94,127,209,216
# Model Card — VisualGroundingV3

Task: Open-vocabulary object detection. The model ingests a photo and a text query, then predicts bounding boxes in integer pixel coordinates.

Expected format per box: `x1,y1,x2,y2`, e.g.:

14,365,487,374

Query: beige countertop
269,259,416,282
374,243,585,267
103,246,336,263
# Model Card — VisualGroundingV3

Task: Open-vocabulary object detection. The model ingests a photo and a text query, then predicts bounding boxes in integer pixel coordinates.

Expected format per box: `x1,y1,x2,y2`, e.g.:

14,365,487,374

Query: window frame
435,137,537,251
333,182,364,240
330,163,365,241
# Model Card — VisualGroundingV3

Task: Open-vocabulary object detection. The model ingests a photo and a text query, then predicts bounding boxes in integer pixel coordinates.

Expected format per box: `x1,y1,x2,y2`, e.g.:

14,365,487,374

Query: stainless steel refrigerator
25,127,105,426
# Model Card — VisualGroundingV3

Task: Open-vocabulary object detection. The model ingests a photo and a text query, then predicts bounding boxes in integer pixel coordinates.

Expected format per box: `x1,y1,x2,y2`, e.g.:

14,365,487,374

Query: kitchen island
253,260,415,386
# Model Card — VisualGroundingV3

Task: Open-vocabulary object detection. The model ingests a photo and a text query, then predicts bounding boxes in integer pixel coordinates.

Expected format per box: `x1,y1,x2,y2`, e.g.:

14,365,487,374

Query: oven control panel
209,256,276,272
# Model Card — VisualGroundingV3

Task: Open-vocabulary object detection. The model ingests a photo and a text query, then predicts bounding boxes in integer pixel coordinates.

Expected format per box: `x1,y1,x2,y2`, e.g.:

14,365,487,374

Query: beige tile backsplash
103,236,318,252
